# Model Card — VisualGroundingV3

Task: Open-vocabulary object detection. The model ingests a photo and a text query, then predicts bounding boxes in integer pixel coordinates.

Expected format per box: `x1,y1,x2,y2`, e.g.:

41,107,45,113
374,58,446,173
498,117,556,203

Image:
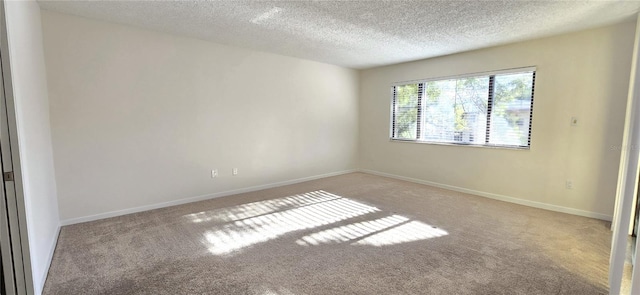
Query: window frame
389,66,536,150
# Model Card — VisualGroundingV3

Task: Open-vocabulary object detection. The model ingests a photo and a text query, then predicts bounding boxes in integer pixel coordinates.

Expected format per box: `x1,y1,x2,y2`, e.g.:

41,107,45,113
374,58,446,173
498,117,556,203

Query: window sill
389,138,530,150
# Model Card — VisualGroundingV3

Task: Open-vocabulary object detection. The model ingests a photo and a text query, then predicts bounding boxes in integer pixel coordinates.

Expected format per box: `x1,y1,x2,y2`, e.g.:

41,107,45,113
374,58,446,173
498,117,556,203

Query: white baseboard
60,169,358,226
34,223,60,295
359,169,613,221
60,168,612,225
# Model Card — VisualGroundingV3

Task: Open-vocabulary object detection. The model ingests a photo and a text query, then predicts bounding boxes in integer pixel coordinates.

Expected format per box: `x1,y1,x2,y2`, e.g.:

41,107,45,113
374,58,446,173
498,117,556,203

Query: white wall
4,0,61,294
359,22,636,219
41,11,359,222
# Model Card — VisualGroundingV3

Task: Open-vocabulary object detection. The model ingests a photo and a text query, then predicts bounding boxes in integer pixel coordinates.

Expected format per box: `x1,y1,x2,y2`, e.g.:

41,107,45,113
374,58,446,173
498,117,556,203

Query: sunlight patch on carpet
200,191,380,255
185,191,340,223
296,215,409,245
295,215,448,247
196,190,447,255
354,220,448,246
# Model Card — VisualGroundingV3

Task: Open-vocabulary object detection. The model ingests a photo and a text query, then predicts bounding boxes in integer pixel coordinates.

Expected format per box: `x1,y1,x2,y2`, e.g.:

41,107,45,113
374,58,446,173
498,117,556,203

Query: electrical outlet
232,168,238,175
211,169,218,178
565,180,573,189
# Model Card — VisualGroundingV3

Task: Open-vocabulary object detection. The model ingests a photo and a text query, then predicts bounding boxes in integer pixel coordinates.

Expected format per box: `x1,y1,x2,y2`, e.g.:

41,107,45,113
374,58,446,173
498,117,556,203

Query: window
391,68,535,149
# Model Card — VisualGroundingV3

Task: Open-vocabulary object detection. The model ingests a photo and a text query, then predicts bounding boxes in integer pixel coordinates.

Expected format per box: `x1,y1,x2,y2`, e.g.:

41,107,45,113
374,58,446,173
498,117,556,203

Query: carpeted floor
43,172,612,294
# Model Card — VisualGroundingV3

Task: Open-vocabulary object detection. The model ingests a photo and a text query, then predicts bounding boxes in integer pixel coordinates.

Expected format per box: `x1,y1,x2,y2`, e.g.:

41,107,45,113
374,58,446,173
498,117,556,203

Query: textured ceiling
38,0,640,69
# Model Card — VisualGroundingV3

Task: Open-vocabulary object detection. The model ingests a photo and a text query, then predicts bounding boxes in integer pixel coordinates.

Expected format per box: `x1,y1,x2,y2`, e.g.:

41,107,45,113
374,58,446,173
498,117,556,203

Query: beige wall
359,21,636,219
5,0,60,293
41,11,359,222
42,9,636,223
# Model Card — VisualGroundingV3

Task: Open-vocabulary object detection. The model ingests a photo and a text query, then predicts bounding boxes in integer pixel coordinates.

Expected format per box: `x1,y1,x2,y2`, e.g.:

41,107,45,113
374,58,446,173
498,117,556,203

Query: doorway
0,1,32,294
0,141,27,294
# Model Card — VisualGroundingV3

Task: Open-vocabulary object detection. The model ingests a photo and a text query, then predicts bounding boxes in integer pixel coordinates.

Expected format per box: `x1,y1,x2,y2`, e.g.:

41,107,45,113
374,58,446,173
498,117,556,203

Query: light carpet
43,172,611,294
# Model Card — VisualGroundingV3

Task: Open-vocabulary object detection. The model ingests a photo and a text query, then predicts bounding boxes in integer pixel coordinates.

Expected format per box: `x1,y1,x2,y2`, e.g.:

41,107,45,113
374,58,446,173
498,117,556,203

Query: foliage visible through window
391,69,535,148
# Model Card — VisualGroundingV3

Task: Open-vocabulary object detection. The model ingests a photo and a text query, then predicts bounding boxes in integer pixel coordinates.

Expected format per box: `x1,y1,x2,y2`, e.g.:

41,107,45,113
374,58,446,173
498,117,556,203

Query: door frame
0,1,35,294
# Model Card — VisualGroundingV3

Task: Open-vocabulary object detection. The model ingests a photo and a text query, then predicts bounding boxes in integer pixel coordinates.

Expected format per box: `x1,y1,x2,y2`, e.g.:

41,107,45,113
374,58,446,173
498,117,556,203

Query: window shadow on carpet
183,190,448,255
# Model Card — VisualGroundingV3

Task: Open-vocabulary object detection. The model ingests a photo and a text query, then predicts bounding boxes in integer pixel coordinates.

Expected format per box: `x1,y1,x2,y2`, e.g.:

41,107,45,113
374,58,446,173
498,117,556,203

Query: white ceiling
38,0,640,69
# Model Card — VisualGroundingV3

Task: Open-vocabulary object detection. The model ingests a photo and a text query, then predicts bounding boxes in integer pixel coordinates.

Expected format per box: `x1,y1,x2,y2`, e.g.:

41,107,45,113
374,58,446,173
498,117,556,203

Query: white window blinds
391,68,536,149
